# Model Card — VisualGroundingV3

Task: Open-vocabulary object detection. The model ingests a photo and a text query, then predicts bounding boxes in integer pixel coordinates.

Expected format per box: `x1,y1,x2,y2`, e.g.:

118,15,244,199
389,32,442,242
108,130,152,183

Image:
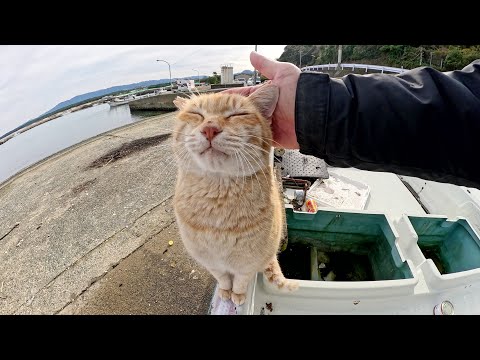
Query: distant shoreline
0,99,104,146
0,84,239,146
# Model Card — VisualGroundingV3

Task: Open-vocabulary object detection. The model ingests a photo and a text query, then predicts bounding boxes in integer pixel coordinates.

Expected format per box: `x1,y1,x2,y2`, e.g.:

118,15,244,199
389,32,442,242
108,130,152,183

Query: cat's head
172,84,279,176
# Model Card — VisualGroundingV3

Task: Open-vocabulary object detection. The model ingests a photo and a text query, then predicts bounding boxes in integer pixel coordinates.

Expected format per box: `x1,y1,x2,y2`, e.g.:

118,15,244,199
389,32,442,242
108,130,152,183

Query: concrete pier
0,112,216,314
128,88,229,111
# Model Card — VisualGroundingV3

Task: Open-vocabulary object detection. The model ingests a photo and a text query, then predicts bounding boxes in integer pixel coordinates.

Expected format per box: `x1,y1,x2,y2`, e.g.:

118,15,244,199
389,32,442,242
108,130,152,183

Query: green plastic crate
284,208,414,281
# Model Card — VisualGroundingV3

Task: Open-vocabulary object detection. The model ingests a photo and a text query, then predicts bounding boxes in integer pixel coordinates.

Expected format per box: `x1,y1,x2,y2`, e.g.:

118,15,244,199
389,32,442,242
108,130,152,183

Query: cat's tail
263,257,299,291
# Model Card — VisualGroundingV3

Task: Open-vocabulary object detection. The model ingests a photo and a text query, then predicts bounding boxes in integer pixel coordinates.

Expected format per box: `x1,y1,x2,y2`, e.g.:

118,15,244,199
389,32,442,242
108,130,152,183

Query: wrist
294,71,331,158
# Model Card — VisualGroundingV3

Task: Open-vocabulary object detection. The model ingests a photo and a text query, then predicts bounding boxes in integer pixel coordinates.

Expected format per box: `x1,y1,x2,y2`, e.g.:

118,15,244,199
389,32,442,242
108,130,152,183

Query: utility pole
253,45,258,86
337,45,343,69
156,59,172,92
192,68,199,84
299,50,302,68
429,52,433,66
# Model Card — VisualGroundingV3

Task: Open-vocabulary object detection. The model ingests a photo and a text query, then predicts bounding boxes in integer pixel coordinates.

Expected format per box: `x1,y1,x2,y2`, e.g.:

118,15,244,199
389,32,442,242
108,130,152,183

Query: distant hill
46,69,253,116
1,75,209,140
43,78,172,116
235,69,254,76
45,70,255,116
2,70,255,140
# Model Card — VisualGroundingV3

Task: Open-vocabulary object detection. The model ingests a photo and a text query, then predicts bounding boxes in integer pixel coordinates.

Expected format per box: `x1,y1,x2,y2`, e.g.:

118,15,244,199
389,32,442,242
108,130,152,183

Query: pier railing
301,63,408,74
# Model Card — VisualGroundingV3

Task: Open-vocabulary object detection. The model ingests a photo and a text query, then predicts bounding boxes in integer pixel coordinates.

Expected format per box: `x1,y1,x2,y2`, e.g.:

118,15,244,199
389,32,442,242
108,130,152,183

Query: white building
221,65,234,84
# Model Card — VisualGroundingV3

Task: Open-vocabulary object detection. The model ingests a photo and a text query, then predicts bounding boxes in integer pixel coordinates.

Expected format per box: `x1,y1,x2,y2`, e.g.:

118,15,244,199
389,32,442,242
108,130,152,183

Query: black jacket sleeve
295,60,480,188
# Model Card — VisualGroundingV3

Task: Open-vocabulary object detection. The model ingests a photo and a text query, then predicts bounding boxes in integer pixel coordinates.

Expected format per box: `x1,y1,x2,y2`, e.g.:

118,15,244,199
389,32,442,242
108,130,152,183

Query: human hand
224,51,301,149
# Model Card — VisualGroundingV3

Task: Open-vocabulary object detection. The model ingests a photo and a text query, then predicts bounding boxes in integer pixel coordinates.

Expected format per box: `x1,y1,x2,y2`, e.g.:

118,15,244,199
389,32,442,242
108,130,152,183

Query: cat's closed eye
227,112,250,119
188,112,204,119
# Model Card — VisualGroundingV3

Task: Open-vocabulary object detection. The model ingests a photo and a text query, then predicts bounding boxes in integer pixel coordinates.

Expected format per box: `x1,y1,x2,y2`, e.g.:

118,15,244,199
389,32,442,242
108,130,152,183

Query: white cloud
0,45,286,136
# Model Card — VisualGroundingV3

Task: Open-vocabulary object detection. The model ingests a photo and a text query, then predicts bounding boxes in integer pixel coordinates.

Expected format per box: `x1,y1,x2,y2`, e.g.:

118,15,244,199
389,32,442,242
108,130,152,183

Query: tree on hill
277,45,480,71
204,71,221,85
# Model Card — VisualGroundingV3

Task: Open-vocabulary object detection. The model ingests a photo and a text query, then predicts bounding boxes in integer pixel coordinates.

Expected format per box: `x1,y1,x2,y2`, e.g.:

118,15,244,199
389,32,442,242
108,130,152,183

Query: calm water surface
0,104,167,183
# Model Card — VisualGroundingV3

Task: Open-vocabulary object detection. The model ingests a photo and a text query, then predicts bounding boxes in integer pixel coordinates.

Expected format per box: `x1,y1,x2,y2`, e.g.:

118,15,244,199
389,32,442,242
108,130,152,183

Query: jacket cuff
294,71,331,158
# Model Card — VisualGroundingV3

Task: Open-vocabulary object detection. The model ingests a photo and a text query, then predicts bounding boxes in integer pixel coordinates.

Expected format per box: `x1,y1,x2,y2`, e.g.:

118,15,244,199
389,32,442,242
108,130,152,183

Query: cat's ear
248,84,279,119
173,96,188,110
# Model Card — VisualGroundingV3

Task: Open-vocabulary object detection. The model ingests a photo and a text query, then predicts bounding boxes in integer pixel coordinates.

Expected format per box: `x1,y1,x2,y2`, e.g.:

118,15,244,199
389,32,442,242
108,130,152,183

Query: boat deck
210,167,480,315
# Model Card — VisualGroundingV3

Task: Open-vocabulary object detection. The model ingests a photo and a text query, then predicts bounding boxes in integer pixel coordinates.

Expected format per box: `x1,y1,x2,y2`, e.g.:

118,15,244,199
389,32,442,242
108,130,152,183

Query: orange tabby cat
172,84,297,306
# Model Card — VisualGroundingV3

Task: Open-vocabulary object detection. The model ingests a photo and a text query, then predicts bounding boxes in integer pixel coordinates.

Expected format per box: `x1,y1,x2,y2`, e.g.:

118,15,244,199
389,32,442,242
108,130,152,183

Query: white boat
108,98,131,107
209,151,480,315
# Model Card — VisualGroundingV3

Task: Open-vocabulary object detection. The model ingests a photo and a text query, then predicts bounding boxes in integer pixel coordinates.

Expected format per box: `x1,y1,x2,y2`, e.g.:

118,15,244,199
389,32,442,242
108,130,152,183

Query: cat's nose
201,126,222,141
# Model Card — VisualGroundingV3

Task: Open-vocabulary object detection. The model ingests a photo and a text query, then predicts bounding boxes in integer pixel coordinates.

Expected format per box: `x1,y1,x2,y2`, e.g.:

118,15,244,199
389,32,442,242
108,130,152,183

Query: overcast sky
0,45,287,136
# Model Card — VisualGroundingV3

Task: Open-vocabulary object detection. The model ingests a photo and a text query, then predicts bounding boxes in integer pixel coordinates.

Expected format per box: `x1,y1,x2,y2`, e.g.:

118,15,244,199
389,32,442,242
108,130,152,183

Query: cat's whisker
238,149,264,199
243,142,271,155
235,153,249,209
159,147,188,181
237,149,257,178
156,154,182,181
184,154,193,178
238,157,251,196
231,144,267,194
177,148,192,174
183,138,198,145
230,141,281,161
243,142,283,163
233,150,246,192
167,150,191,181
231,133,276,151
233,153,243,202
172,148,190,169
233,150,241,186
177,149,188,163
243,142,273,158
170,146,191,176
238,133,283,148
242,147,270,184
159,143,183,156
155,146,173,165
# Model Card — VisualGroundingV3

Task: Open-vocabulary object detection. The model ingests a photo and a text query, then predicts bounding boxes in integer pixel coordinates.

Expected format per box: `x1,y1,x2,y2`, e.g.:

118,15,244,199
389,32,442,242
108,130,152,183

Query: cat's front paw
265,270,287,288
218,288,232,301
231,292,246,306
274,278,299,291
265,274,299,292
284,279,299,291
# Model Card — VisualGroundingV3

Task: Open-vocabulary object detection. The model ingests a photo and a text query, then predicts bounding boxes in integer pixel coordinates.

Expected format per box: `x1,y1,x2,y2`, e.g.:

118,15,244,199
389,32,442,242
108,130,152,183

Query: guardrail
302,63,408,74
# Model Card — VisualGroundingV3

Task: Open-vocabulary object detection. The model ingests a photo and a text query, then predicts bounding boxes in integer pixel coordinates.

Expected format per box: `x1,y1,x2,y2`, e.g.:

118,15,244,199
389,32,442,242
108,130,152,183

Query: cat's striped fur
172,84,297,306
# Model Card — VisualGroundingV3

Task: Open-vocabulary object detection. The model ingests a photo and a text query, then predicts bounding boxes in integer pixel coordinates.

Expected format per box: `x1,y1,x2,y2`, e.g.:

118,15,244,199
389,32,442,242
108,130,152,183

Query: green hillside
277,45,480,71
